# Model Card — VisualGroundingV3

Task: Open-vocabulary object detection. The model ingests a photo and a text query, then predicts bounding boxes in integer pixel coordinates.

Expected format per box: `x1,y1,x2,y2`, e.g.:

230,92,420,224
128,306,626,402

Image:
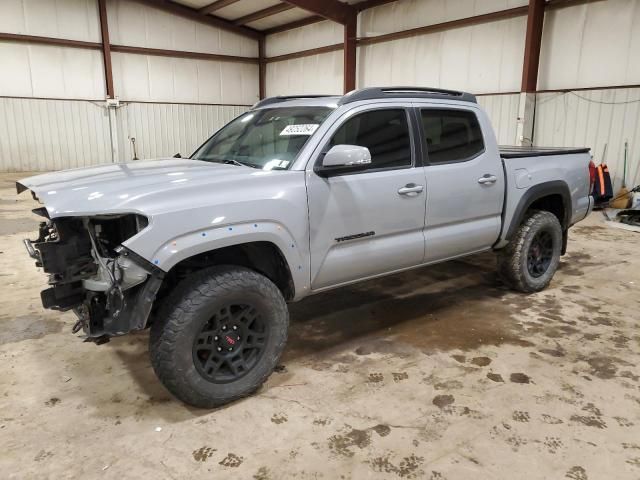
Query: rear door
417,105,504,263
306,104,427,290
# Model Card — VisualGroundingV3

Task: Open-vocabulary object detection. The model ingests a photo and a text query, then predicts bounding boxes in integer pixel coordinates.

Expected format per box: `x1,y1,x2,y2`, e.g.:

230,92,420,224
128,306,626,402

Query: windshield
191,107,334,170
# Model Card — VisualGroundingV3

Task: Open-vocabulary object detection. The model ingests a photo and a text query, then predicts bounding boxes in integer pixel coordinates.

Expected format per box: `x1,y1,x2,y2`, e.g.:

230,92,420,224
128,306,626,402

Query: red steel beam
358,6,529,45
344,13,357,93
356,0,399,11
97,0,115,98
281,0,356,24
266,43,343,63
0,32,101,49
234,4,294,26
258,37,266,99
110,44,258,63
521,0,545,92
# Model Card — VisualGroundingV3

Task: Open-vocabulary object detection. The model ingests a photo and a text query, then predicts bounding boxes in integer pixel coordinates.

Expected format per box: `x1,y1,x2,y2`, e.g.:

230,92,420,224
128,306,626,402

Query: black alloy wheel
150,265,289,408
193,304,268,383
526,230,554,278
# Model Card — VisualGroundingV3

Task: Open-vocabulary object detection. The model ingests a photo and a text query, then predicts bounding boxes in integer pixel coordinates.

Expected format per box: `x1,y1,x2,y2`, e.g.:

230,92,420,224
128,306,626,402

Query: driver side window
329,109,412,170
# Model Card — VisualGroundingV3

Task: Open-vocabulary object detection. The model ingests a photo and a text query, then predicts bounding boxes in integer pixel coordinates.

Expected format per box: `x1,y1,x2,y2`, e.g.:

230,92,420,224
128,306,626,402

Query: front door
307,106,427,290
417,105,504,263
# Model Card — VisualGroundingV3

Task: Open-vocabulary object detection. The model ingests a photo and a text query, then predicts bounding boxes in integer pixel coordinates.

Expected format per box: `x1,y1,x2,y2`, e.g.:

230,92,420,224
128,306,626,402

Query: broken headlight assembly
24,213,163,341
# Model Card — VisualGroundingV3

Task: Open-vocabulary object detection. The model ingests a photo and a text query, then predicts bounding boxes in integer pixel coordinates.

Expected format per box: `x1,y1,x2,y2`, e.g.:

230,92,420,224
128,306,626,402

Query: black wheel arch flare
504,180,572,250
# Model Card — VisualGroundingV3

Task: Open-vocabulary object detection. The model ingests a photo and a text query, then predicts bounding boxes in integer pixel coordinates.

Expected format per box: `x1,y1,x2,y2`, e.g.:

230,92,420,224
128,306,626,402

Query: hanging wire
534,90,640,106
568,91,640,105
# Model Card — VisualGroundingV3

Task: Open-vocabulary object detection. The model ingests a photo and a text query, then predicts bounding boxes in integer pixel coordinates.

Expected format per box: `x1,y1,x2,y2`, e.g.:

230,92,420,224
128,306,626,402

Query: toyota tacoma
18,87,594,408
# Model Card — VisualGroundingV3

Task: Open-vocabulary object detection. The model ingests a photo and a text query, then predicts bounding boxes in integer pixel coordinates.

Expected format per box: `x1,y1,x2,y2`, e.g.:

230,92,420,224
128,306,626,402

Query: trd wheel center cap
221,332,240,349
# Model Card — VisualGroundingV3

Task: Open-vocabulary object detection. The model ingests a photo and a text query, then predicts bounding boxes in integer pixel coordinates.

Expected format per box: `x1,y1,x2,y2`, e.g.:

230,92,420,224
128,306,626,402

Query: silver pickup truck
18,87,594,408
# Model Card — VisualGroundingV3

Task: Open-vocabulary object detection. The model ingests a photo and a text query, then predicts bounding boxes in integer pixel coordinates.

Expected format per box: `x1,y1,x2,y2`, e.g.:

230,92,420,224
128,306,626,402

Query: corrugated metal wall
108,0,259,105
0,0,258,172
266,52,344,96
265,20,343,96
534,88,640,190
477,94,520,146
358,15,526,94
0,97,248,171
538,0,640,91
115,102,248,161
0,97,112,172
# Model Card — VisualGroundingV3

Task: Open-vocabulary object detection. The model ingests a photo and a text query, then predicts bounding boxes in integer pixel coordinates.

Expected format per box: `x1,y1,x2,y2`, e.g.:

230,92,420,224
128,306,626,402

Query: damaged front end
24,213,164,343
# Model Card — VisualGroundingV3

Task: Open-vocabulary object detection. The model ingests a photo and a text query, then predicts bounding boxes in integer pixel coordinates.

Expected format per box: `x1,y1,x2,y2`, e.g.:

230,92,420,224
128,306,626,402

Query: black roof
252,86,476,109
339,87,477,105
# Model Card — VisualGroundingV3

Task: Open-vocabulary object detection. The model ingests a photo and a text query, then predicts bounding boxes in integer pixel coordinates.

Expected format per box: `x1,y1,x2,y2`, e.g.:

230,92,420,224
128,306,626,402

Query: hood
17,158,272,218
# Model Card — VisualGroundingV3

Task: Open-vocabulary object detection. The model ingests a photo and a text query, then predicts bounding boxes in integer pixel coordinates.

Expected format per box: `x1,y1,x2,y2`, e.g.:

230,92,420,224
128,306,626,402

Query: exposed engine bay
24,213,164,342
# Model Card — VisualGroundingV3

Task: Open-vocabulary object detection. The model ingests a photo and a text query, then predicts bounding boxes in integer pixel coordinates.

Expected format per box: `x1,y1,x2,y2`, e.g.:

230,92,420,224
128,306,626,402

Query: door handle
398,184,424,196
478,174,497,185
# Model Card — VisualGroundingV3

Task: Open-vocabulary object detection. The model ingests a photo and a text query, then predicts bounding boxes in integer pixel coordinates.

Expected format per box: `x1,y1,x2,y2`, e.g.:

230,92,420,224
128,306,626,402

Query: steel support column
344,14,357,93
97,0,114,99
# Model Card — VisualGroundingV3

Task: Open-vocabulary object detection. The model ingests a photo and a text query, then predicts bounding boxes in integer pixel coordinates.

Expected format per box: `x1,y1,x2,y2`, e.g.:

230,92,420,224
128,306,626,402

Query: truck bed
500,146,590,159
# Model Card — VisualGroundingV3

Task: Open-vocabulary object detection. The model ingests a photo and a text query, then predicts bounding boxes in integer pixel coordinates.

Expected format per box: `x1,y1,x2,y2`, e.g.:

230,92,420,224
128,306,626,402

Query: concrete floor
1,172,639,480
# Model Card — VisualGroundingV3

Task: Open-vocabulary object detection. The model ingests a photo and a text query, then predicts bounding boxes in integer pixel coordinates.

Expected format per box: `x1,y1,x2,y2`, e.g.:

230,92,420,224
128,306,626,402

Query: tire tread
149,265,288,408
498,210,561,293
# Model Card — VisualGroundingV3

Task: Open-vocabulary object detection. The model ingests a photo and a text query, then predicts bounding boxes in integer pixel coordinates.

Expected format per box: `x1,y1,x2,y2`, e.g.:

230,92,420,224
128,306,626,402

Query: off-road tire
497,210,563,293
150,265,288,408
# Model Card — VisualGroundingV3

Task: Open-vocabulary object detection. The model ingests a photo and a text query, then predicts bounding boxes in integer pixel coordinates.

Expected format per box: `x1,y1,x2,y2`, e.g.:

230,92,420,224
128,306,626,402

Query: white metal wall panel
0,97,112,172
0,0,101,42
357,16,526,94
534,88,640,190
0,98,248,171
538,1,640,90
266,51,343,96
0,41,106,100
107,0,258,58
359,0,528,37
266,20,343,57
112,52,259,104
477,93,520,145
115,102,248,161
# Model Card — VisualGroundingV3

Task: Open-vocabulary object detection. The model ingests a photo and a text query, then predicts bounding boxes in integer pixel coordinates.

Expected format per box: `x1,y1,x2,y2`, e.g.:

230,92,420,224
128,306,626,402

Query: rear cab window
420,109,485,164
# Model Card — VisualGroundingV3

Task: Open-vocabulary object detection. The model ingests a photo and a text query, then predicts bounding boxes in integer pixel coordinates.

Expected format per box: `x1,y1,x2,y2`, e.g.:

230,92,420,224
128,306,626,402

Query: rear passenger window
421,109,484,164
329,109,411,170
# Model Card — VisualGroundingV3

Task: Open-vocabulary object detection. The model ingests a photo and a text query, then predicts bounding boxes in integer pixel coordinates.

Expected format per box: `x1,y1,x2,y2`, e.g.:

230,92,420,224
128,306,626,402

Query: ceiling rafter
263,14,324,35
234,3,295,26
355,0,399,11
264,0,401,35
198,0,241,15
130,0,262,39
281,0,356,24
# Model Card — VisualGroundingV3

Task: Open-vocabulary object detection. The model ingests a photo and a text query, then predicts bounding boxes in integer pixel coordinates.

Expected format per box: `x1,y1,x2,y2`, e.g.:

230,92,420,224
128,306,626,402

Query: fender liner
504,180,572,242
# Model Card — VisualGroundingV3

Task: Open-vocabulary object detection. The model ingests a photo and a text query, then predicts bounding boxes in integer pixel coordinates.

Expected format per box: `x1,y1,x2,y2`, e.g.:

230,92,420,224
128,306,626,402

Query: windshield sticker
280,124,319,136
263,159,290,170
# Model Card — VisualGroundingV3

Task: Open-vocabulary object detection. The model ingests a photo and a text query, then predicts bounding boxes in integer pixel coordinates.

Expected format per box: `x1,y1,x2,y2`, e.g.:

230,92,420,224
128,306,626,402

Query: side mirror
316,145,371,176
173,153,182,158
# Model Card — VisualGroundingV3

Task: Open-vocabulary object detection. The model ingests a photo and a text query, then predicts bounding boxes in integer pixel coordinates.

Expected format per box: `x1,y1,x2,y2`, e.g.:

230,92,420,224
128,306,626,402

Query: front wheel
150,266,289,408
497,210,563,293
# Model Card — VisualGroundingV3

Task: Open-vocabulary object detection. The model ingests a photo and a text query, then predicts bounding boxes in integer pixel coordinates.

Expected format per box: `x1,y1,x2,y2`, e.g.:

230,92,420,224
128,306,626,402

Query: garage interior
1,0,640,478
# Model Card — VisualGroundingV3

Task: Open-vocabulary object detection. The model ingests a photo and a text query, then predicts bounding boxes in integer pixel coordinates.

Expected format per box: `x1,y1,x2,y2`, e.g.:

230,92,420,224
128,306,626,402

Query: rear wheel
498,210,563,293
150,266,288,408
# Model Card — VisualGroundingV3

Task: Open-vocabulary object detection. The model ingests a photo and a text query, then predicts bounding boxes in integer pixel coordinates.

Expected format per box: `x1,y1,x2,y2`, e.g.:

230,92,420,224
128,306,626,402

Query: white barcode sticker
280,124,319,136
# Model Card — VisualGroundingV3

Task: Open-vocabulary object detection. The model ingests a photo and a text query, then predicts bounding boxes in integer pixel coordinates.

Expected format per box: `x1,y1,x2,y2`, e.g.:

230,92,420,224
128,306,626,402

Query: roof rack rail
338,87,477,105
252,95,336,109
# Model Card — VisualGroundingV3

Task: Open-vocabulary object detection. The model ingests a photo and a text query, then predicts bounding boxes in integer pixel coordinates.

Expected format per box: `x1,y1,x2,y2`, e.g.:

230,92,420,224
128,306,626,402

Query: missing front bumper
24,217,164,339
